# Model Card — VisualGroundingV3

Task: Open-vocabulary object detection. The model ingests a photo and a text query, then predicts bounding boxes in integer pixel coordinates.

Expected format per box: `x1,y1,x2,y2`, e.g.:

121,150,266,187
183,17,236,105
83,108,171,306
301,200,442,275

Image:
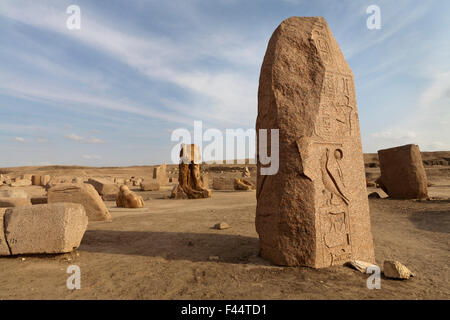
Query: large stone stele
256,17,375,268
48,183,111,221
1,203,88,255
377,144,428,199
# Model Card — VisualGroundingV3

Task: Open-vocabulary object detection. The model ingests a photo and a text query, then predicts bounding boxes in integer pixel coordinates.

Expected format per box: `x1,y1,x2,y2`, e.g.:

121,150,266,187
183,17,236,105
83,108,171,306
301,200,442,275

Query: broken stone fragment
0,188,31,208
0,209,10,255
383,260,415,279
10,179,32,187
31,197,48,205
214,222,230,230
378,144,428,199
31,175,41,186
153,164,168,186
1,203,88,256
345,260,378,273
234,178,255,191
40,175,51,186
116,185,145,208
140,181,160,191
87,178,119,197
48,183,111,221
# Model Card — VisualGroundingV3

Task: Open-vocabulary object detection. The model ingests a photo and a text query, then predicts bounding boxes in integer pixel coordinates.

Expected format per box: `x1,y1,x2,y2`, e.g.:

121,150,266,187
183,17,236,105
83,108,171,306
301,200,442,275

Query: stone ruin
377,144,429,199
48,183,111,221
116,185,145,208
256,17,375,268
171,144,211,199
0,203,88,256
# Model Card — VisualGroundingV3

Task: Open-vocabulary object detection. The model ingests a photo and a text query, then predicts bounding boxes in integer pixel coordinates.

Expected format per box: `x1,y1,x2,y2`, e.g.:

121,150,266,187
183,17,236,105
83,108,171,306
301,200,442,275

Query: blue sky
0,0,449,167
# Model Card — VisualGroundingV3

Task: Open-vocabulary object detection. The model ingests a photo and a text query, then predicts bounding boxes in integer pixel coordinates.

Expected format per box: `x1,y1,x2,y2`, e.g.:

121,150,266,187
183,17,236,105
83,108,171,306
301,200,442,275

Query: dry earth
0,153,449,300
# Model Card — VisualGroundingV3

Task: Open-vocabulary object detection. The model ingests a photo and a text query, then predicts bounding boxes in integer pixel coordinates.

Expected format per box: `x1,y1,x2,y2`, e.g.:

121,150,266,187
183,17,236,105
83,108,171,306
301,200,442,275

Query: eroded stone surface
141,181,160,191
0,209,10,255
171,144,211,199
212,177,235,190
256,17,375,268
10,179,31,187
87,178,119,197
48,183,111,221
378,144,428,199
0,198,32,208
2,203,88,255
116,185,144,208
153,164,168,185
383,260,414,279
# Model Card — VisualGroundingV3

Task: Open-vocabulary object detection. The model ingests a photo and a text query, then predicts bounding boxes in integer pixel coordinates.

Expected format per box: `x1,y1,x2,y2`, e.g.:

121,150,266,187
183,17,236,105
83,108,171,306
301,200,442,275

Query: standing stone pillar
256,17,375,268
171,144,211,199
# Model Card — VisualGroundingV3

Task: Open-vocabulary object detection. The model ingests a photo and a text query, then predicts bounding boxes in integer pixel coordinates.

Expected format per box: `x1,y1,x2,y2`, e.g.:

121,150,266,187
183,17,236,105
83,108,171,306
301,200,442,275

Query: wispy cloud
82,154,102,160
65,133,105,144
0,1,261,127
14,137,25,143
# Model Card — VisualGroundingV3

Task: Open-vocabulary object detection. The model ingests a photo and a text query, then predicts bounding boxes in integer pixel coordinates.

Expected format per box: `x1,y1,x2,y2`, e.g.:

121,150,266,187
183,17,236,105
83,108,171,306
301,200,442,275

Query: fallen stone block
0,198,32,208
234,178,255,191
31,197,48,205
102,194,117,201
140,181,160,191
383,260,415,280
1,203,88,256
212,177,235,190
72,177,84,184
153,164,168,185
0,188,28,198
214,222,230,230
116,185,144,208
87,178,119,197
368,192,381,199
31,175,41,186
40,175,51,186
10,179,31,187
48,183,111,221
378,144,428,199
0,209,10,255
346,260,379,273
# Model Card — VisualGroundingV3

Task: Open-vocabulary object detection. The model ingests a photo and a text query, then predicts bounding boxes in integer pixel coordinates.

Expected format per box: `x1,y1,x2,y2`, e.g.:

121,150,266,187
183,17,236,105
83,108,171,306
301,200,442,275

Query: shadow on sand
79,230,266,265
408,209,450,234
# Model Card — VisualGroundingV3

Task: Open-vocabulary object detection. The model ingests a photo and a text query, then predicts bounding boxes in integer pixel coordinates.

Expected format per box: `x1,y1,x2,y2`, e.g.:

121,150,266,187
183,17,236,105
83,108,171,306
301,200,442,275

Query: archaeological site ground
0,1,449,308
0,151,449,299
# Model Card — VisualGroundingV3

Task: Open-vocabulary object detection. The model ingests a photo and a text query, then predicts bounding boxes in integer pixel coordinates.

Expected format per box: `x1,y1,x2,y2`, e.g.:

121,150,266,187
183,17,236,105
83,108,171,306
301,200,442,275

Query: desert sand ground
0,153,449,300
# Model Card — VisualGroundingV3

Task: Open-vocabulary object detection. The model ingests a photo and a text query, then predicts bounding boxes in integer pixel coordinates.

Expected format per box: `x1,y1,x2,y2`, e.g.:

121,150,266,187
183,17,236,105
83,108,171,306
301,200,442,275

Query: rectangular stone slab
48,183,111,221
0,209,11,255
256,17,375,268
3,203,88,255
87,178,119,196
378,144,428,199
